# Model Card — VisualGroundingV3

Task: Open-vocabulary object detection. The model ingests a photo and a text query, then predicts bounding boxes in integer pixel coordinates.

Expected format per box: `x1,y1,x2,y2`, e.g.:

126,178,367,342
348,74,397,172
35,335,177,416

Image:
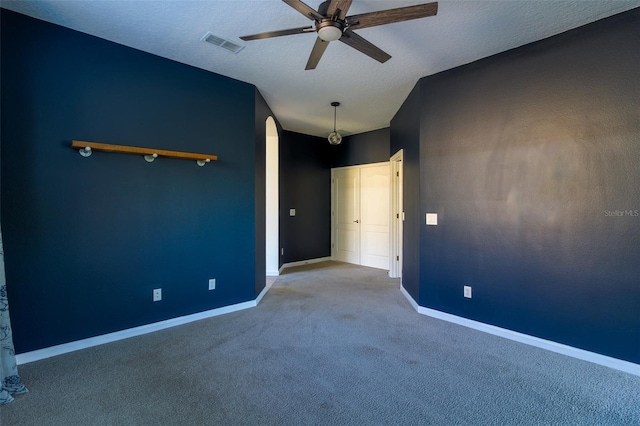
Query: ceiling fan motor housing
317,19,344,41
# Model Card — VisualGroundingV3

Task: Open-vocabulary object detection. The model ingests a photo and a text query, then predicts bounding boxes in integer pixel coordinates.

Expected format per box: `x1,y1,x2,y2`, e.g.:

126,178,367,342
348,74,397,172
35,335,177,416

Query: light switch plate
290,209,296,216
464,286,472,298
426,213,438,225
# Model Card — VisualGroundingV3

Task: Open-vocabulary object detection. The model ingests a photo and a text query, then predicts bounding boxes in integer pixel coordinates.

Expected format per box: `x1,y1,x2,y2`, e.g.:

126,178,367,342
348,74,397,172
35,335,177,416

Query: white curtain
0,229,27,404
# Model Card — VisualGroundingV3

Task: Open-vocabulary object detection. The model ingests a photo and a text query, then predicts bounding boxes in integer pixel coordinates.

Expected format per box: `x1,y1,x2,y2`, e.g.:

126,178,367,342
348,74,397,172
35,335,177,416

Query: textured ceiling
2,0,639,137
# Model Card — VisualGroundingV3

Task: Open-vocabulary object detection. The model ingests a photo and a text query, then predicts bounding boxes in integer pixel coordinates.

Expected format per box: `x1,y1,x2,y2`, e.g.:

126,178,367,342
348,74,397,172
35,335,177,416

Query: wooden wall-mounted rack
71,140,218,166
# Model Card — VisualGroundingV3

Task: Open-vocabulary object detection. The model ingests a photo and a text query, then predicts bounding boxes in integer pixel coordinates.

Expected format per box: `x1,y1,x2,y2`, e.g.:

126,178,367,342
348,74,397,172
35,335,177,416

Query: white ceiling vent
201,32,244,54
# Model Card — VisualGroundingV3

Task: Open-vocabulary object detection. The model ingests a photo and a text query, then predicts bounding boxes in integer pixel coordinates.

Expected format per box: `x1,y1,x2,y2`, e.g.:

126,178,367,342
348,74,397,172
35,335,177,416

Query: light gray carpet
1,261,638,425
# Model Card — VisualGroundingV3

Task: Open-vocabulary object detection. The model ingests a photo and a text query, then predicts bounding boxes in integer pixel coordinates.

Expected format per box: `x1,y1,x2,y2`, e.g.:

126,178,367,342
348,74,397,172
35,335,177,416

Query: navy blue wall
400,10,639,363
1,10,259,353
330,128,390,168
390,84,422,302
279,131,332,264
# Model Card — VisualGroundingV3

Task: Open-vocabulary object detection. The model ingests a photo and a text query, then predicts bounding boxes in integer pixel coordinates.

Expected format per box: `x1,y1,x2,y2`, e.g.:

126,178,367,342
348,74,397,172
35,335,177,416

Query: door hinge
396,213,399,219
396,256,399,261
332,243,334,249
396,171,399,177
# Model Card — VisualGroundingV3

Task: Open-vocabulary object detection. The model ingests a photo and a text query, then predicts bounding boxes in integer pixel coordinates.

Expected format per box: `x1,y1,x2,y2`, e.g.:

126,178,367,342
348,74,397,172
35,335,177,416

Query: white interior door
360,164,390,269
333,167,360,264
332,163,390,270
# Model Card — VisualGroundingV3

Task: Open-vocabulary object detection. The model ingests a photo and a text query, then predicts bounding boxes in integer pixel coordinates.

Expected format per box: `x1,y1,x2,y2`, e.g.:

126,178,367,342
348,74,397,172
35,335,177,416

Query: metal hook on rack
79,146,92,157
144,153,158,163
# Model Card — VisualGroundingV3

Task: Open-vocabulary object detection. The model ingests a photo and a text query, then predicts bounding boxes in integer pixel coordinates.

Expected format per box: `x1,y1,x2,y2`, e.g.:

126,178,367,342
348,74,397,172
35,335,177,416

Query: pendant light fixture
328,101,342,145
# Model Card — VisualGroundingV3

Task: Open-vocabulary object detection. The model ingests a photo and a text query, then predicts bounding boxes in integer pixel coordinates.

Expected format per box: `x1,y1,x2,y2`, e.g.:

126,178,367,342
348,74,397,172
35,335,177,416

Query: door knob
354,220,359,223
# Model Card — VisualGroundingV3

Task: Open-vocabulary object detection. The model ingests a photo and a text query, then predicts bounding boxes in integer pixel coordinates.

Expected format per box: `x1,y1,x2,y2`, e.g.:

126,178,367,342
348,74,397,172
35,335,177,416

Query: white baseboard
400,285,421,311
16,299,258,365
400,286,640,377
255,276,277,305
255,286,268,305
23,278,636,377
266,269,280,277
279,256,332,272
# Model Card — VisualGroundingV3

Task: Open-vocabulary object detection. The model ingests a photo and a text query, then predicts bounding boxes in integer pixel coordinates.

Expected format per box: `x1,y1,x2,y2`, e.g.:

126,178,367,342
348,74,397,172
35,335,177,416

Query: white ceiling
3,0,639,137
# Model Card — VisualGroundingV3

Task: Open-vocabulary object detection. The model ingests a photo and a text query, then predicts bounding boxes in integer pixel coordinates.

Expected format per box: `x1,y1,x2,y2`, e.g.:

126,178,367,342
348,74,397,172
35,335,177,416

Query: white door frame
389,150,403,279
265,117,279,276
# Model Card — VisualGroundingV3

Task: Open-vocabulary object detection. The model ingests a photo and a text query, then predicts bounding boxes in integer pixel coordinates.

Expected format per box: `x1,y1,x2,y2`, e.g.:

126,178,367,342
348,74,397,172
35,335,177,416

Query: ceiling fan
240,0,438,70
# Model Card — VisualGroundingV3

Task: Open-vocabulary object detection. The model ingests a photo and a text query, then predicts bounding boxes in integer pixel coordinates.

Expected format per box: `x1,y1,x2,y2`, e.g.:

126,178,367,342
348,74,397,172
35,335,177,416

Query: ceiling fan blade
305,37,330,70
327,0,353,19
339,29,391,63
283,0,325,21
346,2,438,31
317,0,331,16
240,26,314,41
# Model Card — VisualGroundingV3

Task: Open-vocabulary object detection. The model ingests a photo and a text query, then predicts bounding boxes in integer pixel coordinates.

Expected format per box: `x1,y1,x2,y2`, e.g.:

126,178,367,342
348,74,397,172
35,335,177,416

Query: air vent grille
202,32,245,54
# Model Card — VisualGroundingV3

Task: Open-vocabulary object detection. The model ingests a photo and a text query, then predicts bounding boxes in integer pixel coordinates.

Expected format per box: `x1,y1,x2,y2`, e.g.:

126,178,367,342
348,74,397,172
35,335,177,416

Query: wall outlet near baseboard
153,288,162,302
463,286,472,298
208,278,216,290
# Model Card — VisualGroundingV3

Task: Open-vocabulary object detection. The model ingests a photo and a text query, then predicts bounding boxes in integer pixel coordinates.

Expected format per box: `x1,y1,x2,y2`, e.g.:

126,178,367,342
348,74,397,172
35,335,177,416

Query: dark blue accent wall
279,131,332,264
394,10,640,363
390,84,422,302
330,128,390,168
1,10,260,353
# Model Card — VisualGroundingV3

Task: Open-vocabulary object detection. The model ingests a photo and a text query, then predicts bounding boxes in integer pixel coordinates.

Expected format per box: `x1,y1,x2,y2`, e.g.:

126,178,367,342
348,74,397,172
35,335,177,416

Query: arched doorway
265,117,279,276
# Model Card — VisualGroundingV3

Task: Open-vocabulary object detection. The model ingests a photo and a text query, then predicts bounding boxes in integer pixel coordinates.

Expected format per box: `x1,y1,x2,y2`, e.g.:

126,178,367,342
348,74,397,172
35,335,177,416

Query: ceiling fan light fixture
317,21,343,42
328,101,342,145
